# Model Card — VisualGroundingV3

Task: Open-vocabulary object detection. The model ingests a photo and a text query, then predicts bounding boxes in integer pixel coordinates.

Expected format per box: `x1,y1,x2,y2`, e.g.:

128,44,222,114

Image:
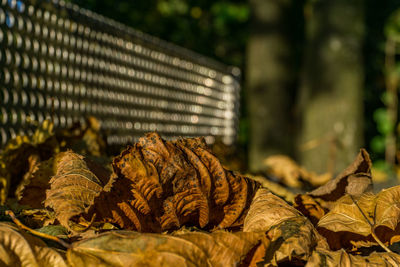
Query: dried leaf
243,188,328,265
19,209,57,228
246,174,295,203
305,248,400,267
67,230,265,267
308,148,373,206
0,120,59,204
317,185,400,250
58,117,106,157
89,133,259,232
244,189,302,233
44,151,111,230
17,156,58,208
0,222,67,267
294,149,373,223
264,155,331,188
294,194,326,225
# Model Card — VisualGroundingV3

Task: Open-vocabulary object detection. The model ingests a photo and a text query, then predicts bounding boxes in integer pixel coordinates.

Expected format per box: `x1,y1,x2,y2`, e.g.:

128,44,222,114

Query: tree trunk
246,0,298,172
296,0,365,174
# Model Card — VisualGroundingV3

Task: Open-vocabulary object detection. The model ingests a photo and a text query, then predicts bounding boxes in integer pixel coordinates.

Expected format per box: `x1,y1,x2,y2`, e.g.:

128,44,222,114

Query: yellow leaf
246,174,295,203
44,151,111,231
294,149,373,224
263,155,331,189
0,120,59,204
0,222,67,267
317,185,400,250
306,248,400,267
67,230,265,267
243,189,328,265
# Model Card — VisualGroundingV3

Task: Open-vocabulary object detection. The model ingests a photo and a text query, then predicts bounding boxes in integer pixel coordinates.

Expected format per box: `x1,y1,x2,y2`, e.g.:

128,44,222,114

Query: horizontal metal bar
0,0,240,146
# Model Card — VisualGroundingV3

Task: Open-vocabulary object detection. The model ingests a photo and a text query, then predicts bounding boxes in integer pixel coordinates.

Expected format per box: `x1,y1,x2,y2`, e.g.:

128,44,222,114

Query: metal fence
0,0,240,146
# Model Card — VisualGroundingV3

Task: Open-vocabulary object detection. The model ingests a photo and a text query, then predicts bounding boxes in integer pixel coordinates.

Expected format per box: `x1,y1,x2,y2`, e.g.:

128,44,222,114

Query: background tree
69,0,400,175
295,0,365,174
246,0,303,172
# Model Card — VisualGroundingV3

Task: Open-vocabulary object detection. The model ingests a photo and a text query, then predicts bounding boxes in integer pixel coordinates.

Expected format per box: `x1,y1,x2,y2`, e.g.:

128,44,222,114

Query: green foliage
365,0,400,162
69,0,250,67
373,108,393,136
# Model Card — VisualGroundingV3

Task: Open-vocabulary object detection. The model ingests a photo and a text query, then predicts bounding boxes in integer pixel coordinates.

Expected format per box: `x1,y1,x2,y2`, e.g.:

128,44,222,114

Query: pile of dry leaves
1,121,400,266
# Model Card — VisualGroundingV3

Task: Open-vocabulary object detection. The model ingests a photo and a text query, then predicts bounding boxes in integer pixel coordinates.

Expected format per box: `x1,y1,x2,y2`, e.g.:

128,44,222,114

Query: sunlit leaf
306,248,400,267
294,149,373,224
67,229,265,267
244,188,328,265
88,133,259,232
263,155,331,188
317,185,400,250
0,222,67,267
44,151,111,231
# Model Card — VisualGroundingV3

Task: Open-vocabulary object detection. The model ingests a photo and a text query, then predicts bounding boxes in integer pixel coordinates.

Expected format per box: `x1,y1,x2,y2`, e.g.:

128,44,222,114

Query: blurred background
67,0,400,178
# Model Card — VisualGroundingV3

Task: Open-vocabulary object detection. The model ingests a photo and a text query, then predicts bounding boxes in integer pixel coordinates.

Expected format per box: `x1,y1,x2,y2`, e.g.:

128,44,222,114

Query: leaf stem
5,210,71,249
371,229,392,253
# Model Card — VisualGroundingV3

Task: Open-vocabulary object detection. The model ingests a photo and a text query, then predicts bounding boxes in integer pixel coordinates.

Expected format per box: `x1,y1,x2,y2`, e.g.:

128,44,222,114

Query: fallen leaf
264,155,331,188
88,133,260,232
308,148,373,207
305,248,400,267
243,188,328,265
17,157,58,208
44,151,111,231
19,208,57,228
36,225,69,238
294,149,373,223
294,194,326,225
67,229,266,267
246,174,296,203
317,185,400,250
0,120,59,204
0,222,67,267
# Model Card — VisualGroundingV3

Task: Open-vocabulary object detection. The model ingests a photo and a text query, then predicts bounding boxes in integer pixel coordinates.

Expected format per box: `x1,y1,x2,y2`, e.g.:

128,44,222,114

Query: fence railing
0,0,240,146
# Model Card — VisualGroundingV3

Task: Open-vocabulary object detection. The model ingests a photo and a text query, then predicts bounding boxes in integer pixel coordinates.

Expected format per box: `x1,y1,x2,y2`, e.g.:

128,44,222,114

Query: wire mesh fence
0,0,240,146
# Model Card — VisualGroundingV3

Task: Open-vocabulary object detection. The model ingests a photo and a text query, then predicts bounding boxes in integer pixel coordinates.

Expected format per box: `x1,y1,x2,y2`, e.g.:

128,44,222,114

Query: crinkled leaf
89,133,259,232
294,149,373,223
308,148,373,206
244,189,302,233
44,151,111,231
243,189,328,265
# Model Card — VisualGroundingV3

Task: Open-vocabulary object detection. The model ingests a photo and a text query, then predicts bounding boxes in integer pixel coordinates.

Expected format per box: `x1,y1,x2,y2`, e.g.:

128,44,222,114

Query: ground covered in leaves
1,120,400,266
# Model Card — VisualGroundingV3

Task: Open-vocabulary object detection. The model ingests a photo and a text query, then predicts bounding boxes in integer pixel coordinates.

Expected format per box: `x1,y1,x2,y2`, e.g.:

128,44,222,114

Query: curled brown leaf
294,149,373,223
244,188,328,265
44,151,111,230
89,133,260,232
